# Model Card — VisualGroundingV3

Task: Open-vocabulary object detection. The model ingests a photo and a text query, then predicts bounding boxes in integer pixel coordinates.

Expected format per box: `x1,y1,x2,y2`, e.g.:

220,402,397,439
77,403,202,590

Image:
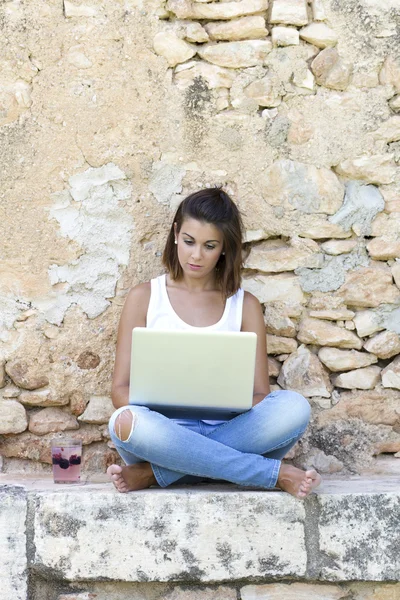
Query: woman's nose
191,245,202,259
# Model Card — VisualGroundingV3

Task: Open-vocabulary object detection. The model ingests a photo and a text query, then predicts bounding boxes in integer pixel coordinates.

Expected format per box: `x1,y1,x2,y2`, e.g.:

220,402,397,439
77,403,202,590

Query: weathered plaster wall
0,0,399,476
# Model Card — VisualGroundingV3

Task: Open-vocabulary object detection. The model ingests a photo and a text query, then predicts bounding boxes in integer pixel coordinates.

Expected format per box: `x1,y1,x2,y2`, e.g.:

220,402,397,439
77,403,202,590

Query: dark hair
162,188,244,298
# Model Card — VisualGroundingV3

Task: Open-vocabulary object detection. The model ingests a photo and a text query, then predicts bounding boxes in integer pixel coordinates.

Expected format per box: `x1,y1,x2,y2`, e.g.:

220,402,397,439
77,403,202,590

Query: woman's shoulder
242,290,261,308
124,281,152,312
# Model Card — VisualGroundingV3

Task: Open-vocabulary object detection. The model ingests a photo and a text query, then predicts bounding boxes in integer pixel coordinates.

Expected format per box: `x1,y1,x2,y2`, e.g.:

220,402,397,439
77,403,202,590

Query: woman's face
174,218,224,278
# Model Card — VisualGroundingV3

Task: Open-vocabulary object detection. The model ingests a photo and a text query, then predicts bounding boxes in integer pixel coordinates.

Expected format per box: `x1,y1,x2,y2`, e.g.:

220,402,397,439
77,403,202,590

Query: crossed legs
107,390,321,498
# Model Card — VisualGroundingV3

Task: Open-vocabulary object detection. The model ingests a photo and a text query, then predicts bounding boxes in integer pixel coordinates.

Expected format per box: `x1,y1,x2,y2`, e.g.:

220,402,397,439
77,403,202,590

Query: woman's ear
173,222,178,239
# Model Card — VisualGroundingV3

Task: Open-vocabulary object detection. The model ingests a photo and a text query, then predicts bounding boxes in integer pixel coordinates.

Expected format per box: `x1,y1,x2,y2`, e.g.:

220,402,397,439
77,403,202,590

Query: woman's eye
184,240,193,245
206,245,215,250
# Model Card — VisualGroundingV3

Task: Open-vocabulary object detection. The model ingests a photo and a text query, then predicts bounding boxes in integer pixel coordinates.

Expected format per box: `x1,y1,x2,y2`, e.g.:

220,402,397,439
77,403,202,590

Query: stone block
270,0,308,26
318,348,378,372
300,23,338,48
317,493,400,580
0,400,28,434
29,407,79,435
153,32,196,67
267,334,298,354
32,488,307,581
331,365,381,390
271,26,299,47
320,240,357,255
167,0,269,20
382,356,400,390
5,359,49,391
245,237,321,273
175,62,236,89
262,160,344,215
336,268,400,308
364,331,400,360
198,40,272,68
366,237,400,261
205,16,268,41
0,486,27,600
311,48,352,91
297,318,362,349
242,274,306,305
335,155,396,186
241,582,347,599
78,395,115,425
278,345,332,398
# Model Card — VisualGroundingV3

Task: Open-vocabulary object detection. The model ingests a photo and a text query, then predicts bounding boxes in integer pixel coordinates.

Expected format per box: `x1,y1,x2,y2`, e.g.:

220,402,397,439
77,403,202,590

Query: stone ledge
0,475,399,598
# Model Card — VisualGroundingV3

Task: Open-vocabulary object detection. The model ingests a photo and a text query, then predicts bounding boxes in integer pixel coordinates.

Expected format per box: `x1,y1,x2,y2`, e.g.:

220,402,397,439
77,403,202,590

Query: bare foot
107,463,157,493
277,464,321,499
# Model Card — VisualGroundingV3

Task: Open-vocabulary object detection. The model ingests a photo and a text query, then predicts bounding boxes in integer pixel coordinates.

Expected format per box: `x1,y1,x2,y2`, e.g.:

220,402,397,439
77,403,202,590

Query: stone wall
0,0,399,476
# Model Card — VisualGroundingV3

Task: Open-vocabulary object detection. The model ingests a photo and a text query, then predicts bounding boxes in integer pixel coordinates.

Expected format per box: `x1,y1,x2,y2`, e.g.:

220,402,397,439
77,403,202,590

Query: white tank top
146,274,245,424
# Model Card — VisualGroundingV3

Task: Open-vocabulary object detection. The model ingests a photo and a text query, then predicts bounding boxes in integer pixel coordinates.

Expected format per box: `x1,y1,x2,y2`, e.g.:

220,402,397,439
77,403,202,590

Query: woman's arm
111,282,151,409
241,291,270,406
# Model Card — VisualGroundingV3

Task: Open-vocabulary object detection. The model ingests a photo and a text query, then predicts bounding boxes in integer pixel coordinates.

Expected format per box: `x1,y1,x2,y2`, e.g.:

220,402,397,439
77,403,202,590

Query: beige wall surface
0,0,399,476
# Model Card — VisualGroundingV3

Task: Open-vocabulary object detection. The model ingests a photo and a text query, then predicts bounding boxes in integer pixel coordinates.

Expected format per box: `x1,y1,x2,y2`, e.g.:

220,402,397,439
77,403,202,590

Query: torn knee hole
115,410,136,441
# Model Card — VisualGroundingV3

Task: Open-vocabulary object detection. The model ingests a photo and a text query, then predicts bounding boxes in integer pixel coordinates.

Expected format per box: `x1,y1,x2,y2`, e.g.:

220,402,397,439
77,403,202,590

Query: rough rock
166,0,269,20
5,360,49,391
18,389,69,407
364,330,400,360
0,487,28,600
311,0,327,21
204,17,268,41
389,95,400,112
1,385,20,398
76,351,101,370
309,309,355,321
198,40,272,68
370,213,400,238
0,361,5,388
28,407,79,436
63,1,97,17
354,310,385,338
175,62,236,89
298,218,352,239
320,240,358,255
184,22,209,43
381,356,400,390
242,273,306,304
335,155,396,186
367,237,400,260
154,32,196,67
0,400,28,434
328,181,384,235
271,26,300,47
318,347,378,372
262,160,344,214
303,449,344,474
78,395,115,425
32,489,307,581
245,237,321,272
371,116,400,144
379,56,400,93
267,334,298,355
69,391,89,416
243,74,283,108
392,261,400,288
149,161,185,205
336,267,400,308
297,318,363,349
299,23,338,48
277,345,332,398
241,583,347,600
331,366,382,390
311,48,352,91
0,425,103,464
292,69,315,91
268,356,281,378
264,305,297,337
82,442,120,472
270,0,308,26
316,387,400,427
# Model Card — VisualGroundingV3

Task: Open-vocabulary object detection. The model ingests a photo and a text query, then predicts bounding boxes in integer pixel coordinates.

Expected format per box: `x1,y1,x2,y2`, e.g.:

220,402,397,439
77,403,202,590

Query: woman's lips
188,264,202,270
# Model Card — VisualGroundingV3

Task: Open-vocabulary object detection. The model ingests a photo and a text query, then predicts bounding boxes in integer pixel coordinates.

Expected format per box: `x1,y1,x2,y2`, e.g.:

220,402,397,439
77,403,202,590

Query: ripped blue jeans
108,390,311,489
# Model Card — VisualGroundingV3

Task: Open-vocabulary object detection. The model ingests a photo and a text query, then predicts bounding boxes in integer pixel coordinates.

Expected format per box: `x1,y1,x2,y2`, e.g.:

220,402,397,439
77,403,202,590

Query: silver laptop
129,328,257,419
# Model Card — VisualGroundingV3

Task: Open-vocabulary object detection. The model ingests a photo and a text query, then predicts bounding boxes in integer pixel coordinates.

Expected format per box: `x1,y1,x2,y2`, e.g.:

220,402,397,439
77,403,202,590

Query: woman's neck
167,271,219,293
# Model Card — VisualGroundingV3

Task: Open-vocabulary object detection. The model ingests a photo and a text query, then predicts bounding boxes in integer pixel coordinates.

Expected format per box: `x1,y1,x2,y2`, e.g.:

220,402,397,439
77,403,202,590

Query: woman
107,188,321,498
